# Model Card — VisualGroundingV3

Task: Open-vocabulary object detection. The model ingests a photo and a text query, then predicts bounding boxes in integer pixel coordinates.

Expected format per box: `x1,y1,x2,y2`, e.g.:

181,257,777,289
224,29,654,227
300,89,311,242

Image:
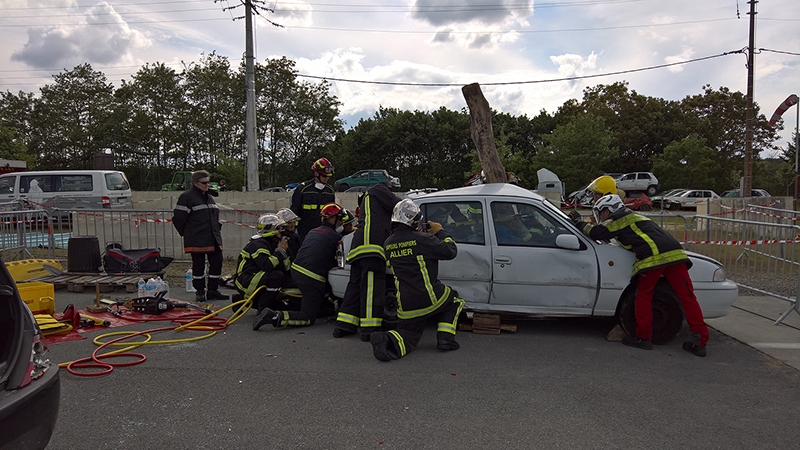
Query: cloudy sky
1,0,798,155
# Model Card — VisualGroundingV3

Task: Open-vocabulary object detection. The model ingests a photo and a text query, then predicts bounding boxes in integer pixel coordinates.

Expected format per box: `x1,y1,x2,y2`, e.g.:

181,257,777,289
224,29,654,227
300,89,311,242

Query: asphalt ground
43,287,800,449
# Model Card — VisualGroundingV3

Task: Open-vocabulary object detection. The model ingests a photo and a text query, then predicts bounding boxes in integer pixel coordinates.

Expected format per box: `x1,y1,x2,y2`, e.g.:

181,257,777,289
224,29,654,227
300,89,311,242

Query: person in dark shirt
290,158,336,240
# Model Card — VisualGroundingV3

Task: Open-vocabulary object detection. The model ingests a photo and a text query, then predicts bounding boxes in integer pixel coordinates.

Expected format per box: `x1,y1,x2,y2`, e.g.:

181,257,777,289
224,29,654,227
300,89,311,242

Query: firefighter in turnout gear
172,170,227,302
253,203,345,330
369,199,465,362
571,194,709,356
290,157,336,240
276,208,302,260
235,214,292,316
333,183,401,341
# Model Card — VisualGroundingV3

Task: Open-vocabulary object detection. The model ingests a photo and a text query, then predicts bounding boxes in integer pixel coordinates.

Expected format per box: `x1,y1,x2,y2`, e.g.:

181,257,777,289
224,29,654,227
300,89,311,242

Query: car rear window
105,173,130,191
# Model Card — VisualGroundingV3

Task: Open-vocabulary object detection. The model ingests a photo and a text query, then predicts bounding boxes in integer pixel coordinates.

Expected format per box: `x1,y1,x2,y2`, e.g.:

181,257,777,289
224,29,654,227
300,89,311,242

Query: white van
0,170,132,211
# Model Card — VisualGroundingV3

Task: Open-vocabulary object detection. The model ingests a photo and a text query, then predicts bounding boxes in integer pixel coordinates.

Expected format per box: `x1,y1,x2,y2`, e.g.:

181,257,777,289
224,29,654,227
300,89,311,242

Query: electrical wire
296,50,745,87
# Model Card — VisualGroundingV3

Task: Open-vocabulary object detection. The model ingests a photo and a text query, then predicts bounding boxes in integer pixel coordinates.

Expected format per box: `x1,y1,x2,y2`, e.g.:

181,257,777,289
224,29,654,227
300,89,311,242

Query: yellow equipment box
18,282,56,315
6,259,63,282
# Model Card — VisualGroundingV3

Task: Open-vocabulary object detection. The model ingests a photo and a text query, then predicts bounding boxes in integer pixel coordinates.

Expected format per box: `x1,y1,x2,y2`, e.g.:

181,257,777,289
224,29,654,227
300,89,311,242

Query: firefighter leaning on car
369,199,465,362
568,194,709,357
333,183,401,341
234,214,292,316
253,203,346,331
588,175,626,204
290,157,336,241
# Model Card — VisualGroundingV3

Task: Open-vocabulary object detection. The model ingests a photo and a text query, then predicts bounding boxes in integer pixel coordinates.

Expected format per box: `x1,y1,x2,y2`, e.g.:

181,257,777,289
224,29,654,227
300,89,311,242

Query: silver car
328,184,738,343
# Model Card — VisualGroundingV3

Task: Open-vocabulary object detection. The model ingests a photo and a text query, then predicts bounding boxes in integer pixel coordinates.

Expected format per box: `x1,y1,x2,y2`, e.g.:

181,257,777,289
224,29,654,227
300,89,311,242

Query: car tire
337,184,349,192
646,185,658,196
617,280,684,345
639,204,651,212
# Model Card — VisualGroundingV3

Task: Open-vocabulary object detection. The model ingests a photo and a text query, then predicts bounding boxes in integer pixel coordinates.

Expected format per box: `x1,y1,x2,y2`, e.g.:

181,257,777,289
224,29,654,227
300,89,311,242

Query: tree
0,126,34,165
678,85,780,193
31,63,115,169
652,134,717,189
254,57,343,187
533,113,617,192
114,63,189,190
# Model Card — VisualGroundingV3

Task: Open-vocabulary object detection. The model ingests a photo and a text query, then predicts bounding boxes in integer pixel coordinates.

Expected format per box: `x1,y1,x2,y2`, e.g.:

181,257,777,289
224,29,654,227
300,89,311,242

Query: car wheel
646,185,658,196
639,204,651,212
617,280,684,345
338,184,349,192
670,203,680,211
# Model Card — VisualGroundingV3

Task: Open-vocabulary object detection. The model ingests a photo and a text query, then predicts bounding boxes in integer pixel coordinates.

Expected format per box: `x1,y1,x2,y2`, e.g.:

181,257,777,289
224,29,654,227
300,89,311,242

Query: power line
296,51,744,87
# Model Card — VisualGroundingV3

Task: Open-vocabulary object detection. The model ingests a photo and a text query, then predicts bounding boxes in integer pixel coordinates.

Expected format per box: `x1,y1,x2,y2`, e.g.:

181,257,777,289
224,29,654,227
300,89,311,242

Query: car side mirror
555,234,581,250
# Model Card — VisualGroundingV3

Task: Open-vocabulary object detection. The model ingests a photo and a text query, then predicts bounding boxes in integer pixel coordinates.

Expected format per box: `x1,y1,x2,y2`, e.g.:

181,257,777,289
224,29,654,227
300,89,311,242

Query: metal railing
0,202,59,261
685,215,800,324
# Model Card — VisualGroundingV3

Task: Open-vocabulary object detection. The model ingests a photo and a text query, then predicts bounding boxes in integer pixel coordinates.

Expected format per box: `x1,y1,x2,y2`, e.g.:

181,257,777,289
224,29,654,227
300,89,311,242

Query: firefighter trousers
634,263,709,346
335,257,387,333
284,268,329,327
383,291,464,359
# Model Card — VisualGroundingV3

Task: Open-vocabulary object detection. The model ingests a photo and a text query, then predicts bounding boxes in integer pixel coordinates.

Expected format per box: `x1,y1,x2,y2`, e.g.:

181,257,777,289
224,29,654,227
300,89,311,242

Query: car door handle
494,256,512,264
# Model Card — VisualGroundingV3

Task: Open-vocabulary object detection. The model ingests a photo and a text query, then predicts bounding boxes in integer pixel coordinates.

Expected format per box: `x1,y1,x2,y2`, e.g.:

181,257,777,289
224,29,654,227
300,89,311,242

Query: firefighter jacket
172,185,222,253
235,232,291,294
576,208,691,277
290,178,335,239
347,183,401,263
384,225,458,320
291,222,342,283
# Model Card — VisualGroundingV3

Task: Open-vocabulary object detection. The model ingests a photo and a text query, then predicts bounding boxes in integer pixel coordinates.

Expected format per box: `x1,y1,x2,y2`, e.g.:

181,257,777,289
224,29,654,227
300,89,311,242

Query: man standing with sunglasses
172,170,228,302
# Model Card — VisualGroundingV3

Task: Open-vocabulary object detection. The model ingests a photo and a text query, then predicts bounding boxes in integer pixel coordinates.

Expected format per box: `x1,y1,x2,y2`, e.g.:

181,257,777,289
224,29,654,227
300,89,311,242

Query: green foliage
533,113,618,192
0,126,33,165
652,134,717,189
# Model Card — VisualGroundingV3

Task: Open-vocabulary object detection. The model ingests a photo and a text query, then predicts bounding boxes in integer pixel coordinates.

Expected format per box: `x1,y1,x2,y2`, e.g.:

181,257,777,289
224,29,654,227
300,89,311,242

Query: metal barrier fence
3,204,797,323
684,215,800,324
0,202,59,262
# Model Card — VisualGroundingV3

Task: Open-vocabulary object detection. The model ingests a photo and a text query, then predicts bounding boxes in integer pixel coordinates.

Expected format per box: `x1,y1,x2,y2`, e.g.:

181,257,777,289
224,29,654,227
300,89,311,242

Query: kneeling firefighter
235,214,292,316
253,203,345,330
369,199,465,362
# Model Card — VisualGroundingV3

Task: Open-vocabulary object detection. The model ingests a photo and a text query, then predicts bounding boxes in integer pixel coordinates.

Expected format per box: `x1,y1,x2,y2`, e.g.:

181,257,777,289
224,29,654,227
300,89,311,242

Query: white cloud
11,1,150,68
664,48,694,73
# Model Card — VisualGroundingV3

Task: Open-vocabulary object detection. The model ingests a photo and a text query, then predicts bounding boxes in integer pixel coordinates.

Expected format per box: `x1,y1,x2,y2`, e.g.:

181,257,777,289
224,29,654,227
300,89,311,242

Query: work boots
253,308,278,331
206,290,229,301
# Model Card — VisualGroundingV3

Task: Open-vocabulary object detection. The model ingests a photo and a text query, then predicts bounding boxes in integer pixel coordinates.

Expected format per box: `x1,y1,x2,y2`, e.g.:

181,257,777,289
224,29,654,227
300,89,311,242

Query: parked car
285,182,300,192
328,184,738,343
0,260,60,449
615,172,660,196
664,189,720,210
333,170,400,192
650,189,687,209
720,189,771,198
344,186,370,193
624,191,653,211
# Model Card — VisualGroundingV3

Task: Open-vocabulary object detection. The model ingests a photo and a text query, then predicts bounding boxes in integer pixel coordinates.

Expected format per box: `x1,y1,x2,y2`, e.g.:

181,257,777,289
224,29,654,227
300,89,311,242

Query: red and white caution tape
682,239,800,245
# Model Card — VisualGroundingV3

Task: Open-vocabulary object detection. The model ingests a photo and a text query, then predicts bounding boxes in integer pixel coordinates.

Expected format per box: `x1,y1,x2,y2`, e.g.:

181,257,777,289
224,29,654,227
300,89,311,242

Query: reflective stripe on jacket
291,222,342,282
577,208,691,276
234,232,290,296
347,184,400,263
172,185,222,253
290,179,335,239
384,226,457,320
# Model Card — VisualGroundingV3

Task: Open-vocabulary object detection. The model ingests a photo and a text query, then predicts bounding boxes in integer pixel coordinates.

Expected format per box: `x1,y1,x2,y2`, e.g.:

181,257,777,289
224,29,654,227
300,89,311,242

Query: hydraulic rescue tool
123,291,213,315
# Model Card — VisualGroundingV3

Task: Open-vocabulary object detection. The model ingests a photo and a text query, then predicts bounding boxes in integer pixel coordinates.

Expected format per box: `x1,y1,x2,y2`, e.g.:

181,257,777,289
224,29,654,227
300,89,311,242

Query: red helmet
320,202,345,220
311,157,334,177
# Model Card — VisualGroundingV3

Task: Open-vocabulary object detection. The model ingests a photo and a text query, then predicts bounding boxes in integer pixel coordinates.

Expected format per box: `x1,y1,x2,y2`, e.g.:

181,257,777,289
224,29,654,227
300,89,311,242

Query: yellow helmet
588,175,617,195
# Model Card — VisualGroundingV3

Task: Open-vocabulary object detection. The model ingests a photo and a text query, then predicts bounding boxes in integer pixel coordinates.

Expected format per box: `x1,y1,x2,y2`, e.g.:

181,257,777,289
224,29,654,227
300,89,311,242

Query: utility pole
743,0,757,197
244,0,258,192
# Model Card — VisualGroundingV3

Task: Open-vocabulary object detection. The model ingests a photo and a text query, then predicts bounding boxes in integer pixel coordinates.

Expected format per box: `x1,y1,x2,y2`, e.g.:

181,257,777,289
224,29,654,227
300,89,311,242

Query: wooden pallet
458,313,517,335
22,272,165,293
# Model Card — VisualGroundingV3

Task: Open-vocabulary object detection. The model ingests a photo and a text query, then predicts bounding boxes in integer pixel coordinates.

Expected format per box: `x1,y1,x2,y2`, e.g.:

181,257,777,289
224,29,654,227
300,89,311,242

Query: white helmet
592,194,625,223
391,199,422,228
275,208,300,224
257,213,285,236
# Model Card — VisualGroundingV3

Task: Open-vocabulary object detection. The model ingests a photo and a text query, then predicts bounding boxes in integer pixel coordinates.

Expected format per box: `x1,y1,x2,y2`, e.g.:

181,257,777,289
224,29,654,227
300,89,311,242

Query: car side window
0,178,14,194
491,201,568,248
423,201,484,245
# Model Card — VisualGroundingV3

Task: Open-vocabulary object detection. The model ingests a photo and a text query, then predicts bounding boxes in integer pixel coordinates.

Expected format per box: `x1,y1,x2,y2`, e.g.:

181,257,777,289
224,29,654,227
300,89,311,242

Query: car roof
421,183,545,202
